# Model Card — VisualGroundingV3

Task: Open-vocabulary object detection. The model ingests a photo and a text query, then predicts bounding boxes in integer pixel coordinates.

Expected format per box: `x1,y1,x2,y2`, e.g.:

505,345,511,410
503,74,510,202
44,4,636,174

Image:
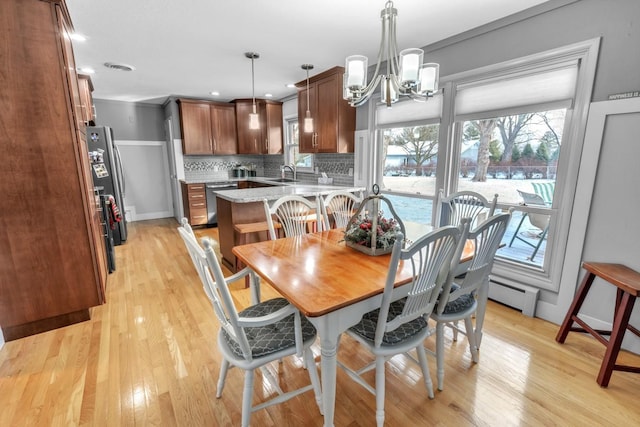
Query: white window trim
283,115,314,172
369,38,601,295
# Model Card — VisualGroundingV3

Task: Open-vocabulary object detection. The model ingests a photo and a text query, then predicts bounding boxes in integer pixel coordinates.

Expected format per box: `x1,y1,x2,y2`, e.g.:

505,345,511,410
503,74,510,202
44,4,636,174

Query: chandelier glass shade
343,1,439,107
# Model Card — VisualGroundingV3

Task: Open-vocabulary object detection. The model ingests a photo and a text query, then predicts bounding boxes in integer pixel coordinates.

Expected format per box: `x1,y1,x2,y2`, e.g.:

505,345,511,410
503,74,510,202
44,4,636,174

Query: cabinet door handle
191,194,204,198
192,203,205,207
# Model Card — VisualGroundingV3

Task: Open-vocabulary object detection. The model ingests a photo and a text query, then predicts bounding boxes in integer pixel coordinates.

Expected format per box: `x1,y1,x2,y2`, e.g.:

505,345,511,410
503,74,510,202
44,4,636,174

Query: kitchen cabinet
181,182,208,226
296,66,355,153
0,0,107,340
78,73,96,126
237,180,274,189
234,99,283,154
178,99,238,155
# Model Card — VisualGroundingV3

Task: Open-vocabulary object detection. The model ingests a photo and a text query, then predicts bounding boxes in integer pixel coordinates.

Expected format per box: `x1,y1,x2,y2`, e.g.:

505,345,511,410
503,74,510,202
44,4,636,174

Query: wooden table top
233,229,474,318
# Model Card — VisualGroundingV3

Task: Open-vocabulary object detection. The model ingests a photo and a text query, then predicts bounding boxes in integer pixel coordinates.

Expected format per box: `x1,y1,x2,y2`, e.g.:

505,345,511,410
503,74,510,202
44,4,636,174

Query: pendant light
301,64,314,133
245,52,260,130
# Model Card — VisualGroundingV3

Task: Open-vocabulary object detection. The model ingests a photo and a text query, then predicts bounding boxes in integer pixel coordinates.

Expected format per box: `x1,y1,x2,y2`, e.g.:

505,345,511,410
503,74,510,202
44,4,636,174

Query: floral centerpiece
343,190,405,256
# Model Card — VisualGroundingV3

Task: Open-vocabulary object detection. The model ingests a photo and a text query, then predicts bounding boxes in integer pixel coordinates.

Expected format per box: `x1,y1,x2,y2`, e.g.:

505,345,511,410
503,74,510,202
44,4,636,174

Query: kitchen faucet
281,164,296,180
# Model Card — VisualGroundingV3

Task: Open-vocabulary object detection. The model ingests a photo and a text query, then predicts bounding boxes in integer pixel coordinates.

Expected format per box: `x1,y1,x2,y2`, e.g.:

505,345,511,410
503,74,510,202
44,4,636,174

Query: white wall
116,140,173,221
568,98,640,352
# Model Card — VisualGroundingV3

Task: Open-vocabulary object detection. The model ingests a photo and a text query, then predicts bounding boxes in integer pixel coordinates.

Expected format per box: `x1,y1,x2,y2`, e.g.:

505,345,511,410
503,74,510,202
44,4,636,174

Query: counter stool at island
556,262,640,387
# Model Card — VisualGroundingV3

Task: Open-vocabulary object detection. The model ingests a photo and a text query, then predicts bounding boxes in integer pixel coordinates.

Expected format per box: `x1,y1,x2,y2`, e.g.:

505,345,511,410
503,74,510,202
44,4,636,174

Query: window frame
284,115,314,172
369,38,600,293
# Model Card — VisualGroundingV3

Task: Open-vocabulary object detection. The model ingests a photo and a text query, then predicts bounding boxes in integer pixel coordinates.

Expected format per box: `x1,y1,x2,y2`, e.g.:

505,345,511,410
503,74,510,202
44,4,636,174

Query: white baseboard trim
489,279,540,317
131,211,174,222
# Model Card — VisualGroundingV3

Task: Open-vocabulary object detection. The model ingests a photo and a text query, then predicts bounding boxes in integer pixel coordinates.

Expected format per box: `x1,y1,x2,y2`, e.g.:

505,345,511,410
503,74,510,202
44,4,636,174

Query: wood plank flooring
2,218,640,426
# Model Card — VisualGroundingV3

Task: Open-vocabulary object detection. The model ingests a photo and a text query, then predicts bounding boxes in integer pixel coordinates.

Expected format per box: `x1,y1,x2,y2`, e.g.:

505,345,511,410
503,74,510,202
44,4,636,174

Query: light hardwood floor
2,218,640,426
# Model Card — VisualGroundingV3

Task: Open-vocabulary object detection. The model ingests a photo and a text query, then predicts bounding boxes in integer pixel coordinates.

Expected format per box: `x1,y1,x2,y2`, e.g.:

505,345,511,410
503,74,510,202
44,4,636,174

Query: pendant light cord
306,68,311,114
251,56,256,108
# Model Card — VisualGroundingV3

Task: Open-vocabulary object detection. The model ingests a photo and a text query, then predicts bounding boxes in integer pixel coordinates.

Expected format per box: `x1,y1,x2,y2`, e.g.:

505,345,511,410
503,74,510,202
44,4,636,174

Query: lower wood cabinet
181,182,208,225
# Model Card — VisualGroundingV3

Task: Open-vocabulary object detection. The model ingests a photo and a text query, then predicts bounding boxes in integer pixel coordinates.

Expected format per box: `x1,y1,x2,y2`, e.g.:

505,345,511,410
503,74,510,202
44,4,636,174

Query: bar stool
233,221,281,288
556,262,640,387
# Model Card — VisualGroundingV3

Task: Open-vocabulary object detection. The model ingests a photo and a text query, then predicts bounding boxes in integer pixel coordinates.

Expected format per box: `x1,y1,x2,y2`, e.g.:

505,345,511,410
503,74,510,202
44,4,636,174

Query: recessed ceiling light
210,91,220,96
78,67,95,74
70,33,87,42
104,62,136,72
286,83,296,88
265,93,273,98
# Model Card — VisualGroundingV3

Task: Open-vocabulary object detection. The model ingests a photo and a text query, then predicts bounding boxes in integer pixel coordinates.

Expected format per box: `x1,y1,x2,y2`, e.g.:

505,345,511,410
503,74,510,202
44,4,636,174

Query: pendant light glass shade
245,52,260,130
301,64,314,133
249,104,260,130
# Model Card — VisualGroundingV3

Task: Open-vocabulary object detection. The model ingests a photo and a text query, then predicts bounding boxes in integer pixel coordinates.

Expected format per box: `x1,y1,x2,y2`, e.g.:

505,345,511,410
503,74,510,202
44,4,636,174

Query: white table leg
309,314,341,427
308,297,384,427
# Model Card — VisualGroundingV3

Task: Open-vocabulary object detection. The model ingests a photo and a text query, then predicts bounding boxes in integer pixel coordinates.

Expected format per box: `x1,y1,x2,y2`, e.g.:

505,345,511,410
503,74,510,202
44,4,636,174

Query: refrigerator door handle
114,144,126,197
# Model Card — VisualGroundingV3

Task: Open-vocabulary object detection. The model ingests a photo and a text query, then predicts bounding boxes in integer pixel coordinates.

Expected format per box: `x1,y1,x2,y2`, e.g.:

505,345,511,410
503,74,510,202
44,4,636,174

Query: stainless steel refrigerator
86,126,128,245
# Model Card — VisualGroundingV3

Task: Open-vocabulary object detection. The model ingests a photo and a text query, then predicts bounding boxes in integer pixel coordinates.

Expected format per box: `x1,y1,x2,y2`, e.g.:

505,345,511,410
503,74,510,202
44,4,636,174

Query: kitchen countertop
214,178,365,203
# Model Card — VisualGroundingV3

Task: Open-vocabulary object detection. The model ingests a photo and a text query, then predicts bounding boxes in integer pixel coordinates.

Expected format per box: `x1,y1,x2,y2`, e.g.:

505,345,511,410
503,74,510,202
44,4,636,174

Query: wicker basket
343,193,405,256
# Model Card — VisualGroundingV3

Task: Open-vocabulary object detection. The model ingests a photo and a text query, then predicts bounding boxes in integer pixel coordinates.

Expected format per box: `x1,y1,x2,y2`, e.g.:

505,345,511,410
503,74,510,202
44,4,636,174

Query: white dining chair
319,189,363,230
435,189,498,228
177,219,323,427
431,211,512,391
338,224,466,427
263,195,322,240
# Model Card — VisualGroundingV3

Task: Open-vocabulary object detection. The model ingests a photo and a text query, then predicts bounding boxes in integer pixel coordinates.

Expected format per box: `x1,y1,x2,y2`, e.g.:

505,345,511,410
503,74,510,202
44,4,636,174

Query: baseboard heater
488,279,540,317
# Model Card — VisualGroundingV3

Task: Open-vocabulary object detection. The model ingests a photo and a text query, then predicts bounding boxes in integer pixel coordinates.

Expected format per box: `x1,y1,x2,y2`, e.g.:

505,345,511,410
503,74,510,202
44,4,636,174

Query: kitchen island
215,179,364,271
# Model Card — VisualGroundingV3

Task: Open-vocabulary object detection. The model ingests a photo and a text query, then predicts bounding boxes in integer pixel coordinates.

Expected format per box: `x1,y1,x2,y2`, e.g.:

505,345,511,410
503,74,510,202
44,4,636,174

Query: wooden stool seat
234,221,281,287
556,262,640,387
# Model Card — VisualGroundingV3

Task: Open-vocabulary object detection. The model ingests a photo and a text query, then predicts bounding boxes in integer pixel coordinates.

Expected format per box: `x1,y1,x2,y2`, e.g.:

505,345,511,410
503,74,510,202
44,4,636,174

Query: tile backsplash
183,153,355,186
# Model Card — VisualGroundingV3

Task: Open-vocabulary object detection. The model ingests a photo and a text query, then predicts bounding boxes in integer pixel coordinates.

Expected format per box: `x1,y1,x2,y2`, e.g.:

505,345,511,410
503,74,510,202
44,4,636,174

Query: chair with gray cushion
431,211,512,391
178,219,322,427
338,224,465,427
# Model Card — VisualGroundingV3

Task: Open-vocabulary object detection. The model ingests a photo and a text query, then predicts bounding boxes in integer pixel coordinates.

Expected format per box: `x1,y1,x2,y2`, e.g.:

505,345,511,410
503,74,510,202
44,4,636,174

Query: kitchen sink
265,178,299,183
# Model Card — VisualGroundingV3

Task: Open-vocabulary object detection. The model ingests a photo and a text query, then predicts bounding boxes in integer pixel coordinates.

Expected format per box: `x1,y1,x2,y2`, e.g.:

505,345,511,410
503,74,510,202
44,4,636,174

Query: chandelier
343,1,439,107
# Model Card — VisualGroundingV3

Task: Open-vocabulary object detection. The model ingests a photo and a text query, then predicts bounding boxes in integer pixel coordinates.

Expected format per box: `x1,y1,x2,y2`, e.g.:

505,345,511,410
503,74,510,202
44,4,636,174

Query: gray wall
93,99,172,221
94,99,165,140
426,0,639,103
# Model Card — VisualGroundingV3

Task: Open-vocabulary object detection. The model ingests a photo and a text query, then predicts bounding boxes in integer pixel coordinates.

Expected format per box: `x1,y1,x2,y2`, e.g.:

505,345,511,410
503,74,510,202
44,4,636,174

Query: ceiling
65,0,551,104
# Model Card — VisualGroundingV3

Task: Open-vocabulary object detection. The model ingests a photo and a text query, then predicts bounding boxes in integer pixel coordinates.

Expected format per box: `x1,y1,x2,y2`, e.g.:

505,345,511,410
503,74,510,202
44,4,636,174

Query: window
284,117,313,171
374,94,444,227
371,39,599,293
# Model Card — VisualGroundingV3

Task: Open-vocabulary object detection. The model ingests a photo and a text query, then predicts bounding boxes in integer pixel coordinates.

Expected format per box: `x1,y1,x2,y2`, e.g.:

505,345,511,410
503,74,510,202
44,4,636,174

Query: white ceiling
65,0,551,104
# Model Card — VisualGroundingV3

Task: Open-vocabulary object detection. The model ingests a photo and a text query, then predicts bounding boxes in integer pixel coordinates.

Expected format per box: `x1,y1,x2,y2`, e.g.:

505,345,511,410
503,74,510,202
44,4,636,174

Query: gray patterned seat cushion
438,283,475,315
221,298,316,358
349,299,428,345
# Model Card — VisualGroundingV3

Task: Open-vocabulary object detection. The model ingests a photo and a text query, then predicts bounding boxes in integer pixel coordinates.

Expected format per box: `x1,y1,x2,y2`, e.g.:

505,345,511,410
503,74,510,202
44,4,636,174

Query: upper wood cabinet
0,0,107,340
296,66,355,153
178,99,238,155
234,99,283,155
78,73,96,126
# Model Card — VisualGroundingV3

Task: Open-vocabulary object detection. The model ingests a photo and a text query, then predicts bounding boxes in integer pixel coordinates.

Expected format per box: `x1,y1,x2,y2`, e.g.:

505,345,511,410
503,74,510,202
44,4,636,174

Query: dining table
232,227,474,427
